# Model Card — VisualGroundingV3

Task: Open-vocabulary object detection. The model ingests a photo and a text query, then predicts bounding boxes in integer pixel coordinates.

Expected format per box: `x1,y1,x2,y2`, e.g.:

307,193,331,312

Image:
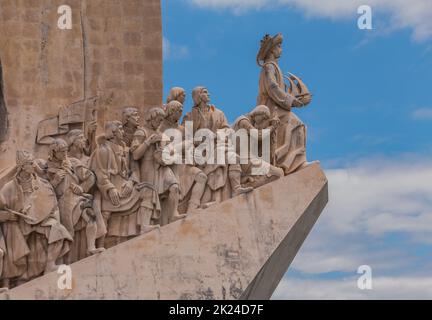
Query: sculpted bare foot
0,288,8,294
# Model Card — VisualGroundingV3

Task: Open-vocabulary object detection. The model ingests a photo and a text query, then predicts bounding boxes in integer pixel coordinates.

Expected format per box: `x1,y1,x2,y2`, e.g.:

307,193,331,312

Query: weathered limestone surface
0,163,328,300
0,0,162,169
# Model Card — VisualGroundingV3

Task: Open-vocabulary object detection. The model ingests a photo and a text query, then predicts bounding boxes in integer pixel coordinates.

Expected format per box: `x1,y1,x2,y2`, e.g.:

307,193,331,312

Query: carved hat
257,33,283,66
16,150,34,167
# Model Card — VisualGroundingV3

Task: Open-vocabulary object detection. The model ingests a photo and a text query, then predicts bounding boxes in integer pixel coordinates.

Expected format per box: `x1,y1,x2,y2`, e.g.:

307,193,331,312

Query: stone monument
0,0,327,300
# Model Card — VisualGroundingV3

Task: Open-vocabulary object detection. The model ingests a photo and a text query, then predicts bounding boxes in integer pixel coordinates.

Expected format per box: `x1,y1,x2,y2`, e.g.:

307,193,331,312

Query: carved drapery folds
0,60,7,143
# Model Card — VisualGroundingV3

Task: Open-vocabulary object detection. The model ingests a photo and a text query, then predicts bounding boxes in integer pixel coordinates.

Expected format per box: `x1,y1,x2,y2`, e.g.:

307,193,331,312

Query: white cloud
272,157,432,299
163,37,190,60
273,276,432,300
188,0,432,41
412,107,432,120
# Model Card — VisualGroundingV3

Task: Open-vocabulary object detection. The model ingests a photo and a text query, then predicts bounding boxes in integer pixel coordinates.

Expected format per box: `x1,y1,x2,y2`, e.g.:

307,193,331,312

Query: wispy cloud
274,276,432,300
272,157,432,299
163,37,190,60
412,107,432,120
188,0,432,41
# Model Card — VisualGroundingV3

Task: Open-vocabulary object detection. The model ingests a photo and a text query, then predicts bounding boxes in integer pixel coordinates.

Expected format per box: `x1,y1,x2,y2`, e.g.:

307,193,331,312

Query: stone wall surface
0,163,328,300
0,0,163,169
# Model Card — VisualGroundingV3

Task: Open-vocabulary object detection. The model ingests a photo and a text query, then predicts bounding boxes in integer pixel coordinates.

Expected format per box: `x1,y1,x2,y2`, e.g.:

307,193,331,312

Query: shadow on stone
0,59,8,143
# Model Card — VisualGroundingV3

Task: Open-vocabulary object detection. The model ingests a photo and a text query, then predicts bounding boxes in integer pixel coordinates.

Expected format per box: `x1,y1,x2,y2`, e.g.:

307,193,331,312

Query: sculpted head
145,107,165,130
16,150,35,175
192,87,210,107
105,121,124,142
122,107,140,128
67,129,87,151
270,38,283,59
165,100,183,123
167,87,186,105
257,33,283,65
250,105,271,129
49,139,69,162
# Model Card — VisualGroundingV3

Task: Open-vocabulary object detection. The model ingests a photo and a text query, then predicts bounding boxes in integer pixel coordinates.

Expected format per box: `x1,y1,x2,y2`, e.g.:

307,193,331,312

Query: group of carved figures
0,33,312,290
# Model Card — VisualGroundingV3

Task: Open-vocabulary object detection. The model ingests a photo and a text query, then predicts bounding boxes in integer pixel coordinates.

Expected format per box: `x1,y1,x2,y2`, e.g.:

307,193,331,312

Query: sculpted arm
0,187,16,222
0,193,8,222
92,146,116,195
131,130,149,161
264,64,298,110
77,166,96,193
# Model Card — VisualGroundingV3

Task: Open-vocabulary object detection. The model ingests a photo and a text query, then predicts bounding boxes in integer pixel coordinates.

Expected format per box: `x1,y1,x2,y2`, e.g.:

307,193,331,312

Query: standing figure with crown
257,33,313,175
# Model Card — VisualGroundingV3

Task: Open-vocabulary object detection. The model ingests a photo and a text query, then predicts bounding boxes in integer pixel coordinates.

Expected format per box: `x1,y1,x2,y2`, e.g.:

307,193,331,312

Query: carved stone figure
67,129,93,167
90,121,160,248
0,151,72,288
46,139,106,264
161,100,208,214
132,108,185,225
233,105,284,188
182,87,253,203
0,176,28,289
257,33,312,175
122,107,141,148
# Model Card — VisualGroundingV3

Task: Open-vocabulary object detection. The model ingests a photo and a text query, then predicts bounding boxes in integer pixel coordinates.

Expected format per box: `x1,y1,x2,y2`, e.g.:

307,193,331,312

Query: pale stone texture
0,163,328,300
0,0,162,170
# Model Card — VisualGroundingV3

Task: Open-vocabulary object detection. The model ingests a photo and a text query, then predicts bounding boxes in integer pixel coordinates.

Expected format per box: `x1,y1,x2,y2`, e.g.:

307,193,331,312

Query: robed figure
257,33,312,175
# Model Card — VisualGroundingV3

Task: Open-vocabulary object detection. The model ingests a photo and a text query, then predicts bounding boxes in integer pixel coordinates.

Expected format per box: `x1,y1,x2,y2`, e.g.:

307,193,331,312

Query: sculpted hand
108,188,121,206
7,213,18,222
121,181,134,198
87,120,98,134
72,184,84,195
53,171,66,185
293,95,305,108
146,134,162,145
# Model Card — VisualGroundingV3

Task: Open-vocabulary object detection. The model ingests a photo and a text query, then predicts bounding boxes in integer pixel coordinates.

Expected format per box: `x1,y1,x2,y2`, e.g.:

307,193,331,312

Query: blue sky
162,0,432,299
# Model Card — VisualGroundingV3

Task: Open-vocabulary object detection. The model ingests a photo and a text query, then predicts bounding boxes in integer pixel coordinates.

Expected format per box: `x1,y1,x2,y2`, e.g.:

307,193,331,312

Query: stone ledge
1,163,328,300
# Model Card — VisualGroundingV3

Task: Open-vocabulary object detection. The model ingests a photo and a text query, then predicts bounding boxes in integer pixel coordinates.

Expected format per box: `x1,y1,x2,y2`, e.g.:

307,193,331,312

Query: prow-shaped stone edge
1,163,328,300
241,179,328,300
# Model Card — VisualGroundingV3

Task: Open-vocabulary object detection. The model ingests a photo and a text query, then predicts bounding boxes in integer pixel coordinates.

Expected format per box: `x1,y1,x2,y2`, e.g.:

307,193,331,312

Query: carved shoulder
264,62,276,74
0,180,17,209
